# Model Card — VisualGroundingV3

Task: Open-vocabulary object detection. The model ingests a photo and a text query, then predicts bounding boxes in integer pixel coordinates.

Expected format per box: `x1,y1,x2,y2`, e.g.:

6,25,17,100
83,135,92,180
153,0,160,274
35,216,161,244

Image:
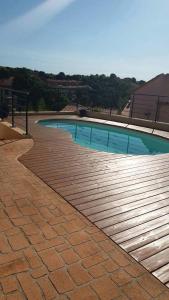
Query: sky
0,0,169,80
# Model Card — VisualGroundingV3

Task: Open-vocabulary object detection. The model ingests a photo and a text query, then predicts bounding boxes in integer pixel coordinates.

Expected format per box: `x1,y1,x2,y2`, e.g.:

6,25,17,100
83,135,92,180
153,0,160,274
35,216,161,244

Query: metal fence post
90,127,93,144
11,93,15,127
155,96,160,122
0,88,2,103
130,95,135,118
25,95,29,135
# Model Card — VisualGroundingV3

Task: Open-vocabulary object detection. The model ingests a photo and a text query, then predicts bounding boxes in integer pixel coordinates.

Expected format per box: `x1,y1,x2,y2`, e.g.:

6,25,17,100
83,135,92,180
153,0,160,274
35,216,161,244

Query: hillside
0,66,145,112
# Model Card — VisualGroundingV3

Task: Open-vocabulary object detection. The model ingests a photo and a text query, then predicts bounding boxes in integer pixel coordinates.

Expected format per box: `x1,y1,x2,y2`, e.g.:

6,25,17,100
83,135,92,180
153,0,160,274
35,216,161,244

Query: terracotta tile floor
0,139,169,299
0,139,18,147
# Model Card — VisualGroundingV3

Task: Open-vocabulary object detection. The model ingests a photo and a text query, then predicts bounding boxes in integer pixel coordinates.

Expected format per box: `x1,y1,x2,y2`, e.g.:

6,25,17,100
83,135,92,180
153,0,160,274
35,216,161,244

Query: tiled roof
133,74,169,97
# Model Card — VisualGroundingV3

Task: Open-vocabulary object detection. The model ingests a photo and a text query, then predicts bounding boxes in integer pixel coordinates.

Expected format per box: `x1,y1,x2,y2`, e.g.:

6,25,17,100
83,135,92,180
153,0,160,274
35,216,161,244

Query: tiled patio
0,134,169,298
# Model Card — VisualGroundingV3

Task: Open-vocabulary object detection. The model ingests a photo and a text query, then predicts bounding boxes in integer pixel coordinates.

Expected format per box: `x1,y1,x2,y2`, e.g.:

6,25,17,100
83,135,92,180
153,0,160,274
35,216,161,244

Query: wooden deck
20,115,169,288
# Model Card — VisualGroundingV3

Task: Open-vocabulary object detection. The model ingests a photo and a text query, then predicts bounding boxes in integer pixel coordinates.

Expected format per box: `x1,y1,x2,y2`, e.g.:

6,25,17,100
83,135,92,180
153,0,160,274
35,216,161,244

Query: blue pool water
38,119,169,155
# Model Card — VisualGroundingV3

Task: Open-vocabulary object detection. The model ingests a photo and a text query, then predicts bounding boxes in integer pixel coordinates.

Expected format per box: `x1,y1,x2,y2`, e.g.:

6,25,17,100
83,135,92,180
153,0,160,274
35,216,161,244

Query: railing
0,87,29,135
1,88,169,133
74,93,169,124
130,94,169,123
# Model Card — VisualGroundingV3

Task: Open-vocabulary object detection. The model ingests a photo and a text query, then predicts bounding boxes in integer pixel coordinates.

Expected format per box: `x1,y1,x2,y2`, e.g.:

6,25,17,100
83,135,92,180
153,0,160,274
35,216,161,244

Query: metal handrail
0,87,29,135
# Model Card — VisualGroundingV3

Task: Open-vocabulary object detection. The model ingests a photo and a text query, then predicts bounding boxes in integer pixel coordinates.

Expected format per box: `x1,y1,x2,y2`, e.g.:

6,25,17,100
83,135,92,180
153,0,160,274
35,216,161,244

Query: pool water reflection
38,119,169,155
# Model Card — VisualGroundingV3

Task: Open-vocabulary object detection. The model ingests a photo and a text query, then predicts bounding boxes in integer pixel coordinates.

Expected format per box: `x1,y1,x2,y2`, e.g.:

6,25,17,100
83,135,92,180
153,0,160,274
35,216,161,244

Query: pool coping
36,114,169,143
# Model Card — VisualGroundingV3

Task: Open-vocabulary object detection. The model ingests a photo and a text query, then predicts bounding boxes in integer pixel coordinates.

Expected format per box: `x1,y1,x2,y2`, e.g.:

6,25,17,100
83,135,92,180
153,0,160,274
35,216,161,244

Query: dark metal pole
126,135,130,154
130,95,135,118
0,88,2,103
154,96,160,122
76,102,78,113
2,89,5,102
11,93,15,127
90,127,93,144
107,131,110,148
75,123,78,140
25,96,29,135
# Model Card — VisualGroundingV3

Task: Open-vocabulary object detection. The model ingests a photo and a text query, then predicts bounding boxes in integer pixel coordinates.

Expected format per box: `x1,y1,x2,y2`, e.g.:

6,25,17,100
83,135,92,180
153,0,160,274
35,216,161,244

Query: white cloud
1,0,75,39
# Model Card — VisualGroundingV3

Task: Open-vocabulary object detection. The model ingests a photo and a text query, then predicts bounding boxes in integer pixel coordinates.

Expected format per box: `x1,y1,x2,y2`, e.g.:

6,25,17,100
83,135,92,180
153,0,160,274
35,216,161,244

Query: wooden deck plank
111,215,169,244
94,199,169,228
103,206,169,236
68,176,169,204
58,162,169,188
130,235,169,262
77,184,169,213
142,248,169,272
23,151,169,177
62,171,169,199
153,263,169,284
49,160,169,187
89,193,169,222
120,223,169,252
26,155,169,187
56,165,169,189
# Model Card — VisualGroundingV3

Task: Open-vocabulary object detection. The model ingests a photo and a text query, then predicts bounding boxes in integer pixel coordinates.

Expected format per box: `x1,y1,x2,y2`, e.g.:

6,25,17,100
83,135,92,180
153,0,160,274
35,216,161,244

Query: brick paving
0,139,18,147
0,139,169,299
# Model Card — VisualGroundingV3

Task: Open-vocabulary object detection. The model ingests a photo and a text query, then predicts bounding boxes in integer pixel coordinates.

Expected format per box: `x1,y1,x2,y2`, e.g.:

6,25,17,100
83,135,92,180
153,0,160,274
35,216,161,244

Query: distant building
46,79,92,104
130,74,169,122
46,79,91,91
0,77,14,88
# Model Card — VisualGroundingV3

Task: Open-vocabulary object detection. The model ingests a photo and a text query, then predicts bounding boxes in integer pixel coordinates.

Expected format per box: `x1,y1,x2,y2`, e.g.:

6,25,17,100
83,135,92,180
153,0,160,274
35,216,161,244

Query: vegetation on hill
0,66,145,112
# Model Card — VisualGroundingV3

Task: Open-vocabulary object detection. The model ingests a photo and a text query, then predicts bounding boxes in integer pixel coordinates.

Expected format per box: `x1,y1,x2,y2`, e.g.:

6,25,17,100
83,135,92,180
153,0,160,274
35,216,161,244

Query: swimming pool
38,119,169,155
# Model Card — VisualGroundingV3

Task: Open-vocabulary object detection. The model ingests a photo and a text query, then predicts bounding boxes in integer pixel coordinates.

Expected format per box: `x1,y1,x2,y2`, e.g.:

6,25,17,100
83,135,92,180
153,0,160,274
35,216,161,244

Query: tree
0,66,144,112
54,94,69,111
43,89,69,111
56,72,66,80
0,67,10,79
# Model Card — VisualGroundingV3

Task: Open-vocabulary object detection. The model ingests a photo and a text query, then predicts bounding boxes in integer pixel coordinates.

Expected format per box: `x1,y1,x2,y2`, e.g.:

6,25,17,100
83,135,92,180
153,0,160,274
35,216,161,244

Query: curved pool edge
36,116,169,156
35,115,169,143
